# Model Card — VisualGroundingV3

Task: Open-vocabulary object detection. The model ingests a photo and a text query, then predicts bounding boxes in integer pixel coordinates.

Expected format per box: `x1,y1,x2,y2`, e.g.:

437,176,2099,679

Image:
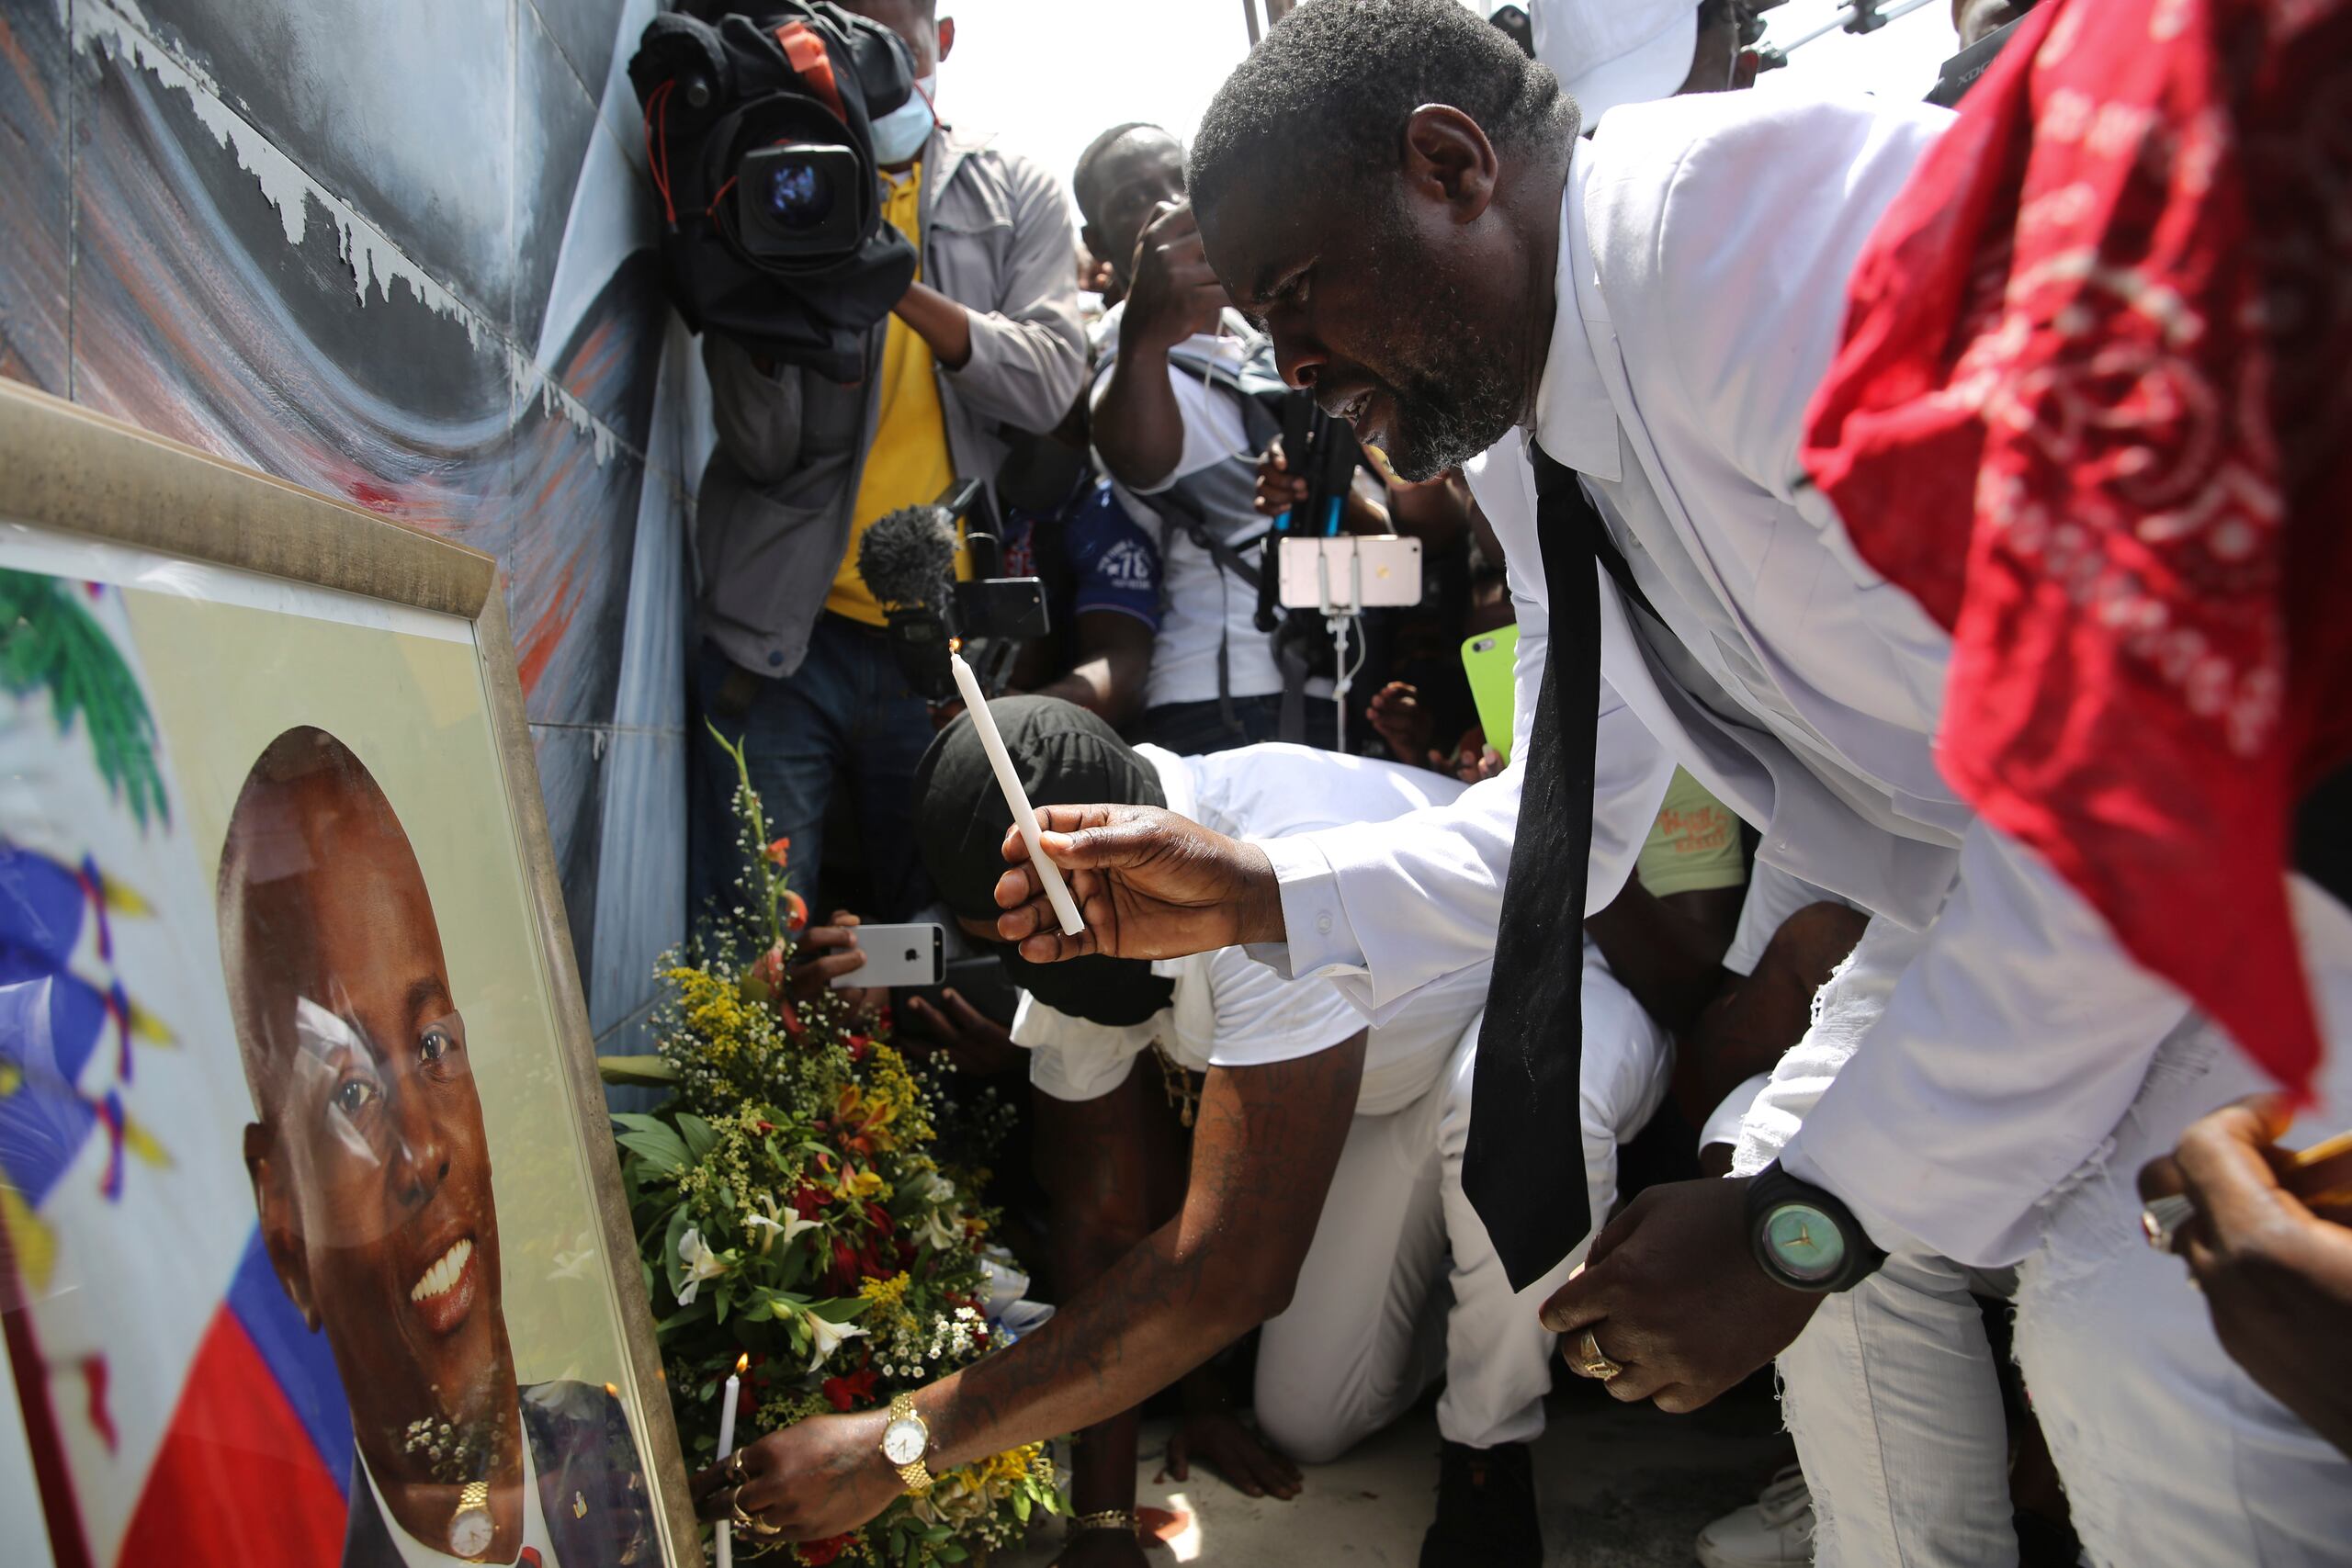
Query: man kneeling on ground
696,697,1671,1565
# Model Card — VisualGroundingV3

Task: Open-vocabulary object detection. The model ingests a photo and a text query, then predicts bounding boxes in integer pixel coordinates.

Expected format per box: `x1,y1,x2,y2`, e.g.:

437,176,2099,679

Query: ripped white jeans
1739,898,2352,1566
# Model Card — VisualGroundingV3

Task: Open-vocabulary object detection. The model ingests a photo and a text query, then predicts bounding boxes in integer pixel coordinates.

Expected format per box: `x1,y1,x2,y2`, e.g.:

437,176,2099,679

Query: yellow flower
835,1166,887,1203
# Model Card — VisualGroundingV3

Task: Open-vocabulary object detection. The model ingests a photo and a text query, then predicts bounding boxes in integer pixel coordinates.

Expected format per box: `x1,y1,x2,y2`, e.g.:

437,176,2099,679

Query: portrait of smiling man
218,725,651,1568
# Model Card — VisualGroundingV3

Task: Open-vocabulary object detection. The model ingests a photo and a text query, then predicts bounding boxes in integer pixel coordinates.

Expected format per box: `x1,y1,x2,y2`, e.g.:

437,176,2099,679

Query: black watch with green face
1745,1161,1888,1293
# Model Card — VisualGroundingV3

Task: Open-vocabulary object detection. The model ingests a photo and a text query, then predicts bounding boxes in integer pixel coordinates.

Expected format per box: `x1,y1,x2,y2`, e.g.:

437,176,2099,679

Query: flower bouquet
601,733,1060,1565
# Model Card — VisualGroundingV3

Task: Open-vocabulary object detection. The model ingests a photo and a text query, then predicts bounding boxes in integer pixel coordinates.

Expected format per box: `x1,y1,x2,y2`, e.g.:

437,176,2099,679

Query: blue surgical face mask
869,73,936,166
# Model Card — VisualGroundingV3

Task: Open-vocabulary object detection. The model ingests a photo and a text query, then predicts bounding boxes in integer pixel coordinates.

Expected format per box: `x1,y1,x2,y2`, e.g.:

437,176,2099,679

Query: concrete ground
999,1373,1792,1567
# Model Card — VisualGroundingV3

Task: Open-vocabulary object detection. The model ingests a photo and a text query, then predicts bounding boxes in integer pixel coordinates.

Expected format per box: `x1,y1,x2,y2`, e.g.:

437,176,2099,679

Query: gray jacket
696,122,1087,677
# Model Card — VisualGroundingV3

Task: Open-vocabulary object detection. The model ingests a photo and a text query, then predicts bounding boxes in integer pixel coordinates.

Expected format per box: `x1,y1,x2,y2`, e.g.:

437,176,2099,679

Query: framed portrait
0,380,695,1567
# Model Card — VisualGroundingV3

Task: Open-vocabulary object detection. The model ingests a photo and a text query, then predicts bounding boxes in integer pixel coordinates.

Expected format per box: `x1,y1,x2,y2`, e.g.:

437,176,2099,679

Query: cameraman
690,0,1086,922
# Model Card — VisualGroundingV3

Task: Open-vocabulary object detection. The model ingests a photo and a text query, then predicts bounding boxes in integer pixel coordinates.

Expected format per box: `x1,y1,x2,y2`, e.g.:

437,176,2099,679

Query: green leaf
616,1114,692,1177
1012,1491,1030,1524
934,1544,967,1563
596,1054,679,1087
676,1112,719,1164
656,1298,713,1334
775,1242,809,1291
713,1289,729,1325
804,1296,864,1325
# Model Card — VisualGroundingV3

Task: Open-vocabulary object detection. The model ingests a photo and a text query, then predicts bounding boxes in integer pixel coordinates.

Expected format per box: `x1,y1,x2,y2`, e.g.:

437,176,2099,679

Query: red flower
791,1183,827,1221
766,835,791,869
797,1535,855,1566
821,1365,877,1412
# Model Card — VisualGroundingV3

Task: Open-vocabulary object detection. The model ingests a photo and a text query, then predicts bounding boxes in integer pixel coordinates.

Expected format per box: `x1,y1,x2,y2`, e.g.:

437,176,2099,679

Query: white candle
950,649,1086,936
716,1357,745,1568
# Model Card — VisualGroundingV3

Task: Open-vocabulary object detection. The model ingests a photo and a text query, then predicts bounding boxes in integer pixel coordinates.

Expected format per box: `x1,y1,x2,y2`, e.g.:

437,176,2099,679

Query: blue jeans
1136,693,1289,755
688,618,937,931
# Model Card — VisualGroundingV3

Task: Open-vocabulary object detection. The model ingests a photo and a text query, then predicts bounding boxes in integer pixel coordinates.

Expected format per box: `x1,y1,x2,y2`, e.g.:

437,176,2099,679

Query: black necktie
1463,440,1637,1292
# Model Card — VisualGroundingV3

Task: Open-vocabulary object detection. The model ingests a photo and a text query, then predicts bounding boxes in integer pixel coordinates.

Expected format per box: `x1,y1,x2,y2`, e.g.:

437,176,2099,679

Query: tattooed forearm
913,1035,1369,1470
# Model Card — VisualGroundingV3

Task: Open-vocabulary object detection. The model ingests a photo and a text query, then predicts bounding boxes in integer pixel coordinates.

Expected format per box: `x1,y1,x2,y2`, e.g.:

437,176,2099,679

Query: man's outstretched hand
991,804,1284,963
1537,1178,1824,1413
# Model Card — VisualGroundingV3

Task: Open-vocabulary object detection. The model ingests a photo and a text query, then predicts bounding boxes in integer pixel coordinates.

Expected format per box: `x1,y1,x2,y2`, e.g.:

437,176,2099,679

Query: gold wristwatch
879,1393,935,1495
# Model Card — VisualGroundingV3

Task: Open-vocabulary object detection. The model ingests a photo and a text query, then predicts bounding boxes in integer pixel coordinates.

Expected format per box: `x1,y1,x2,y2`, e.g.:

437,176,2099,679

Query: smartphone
1462,624,1521,765
895,955,1022,1027
1277,534,1423,611
831,923,944,988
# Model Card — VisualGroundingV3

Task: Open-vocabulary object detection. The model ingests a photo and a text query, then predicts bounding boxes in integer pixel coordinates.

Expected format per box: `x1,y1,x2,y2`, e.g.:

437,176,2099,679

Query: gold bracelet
1069,1507,1139,1536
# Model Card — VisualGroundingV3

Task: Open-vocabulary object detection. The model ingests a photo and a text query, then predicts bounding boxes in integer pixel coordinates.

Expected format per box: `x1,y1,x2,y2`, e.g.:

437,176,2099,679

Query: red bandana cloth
1800,0,2352,1096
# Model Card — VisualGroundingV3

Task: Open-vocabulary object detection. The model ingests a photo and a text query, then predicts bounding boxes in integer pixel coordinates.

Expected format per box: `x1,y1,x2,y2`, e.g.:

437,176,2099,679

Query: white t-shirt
1014,744,1491,1116
1089,304,1283,708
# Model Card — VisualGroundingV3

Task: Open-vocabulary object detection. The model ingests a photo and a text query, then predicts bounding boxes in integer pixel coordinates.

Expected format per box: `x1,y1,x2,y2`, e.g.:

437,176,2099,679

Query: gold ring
729,1495,759,1530
1576,1326,1623,1382
726,1452,748,1486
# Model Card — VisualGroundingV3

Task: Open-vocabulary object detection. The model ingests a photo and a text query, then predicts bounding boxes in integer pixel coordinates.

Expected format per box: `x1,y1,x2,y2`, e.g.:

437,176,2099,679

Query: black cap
912,696,1173,1027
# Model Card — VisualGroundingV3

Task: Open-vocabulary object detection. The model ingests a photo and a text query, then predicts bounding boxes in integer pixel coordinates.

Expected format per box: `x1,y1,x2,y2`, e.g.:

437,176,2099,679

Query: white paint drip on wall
65,0,631,468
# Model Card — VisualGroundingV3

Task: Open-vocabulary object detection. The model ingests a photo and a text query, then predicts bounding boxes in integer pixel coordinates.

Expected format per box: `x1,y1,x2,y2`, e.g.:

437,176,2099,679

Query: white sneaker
1695,1464,1815,1568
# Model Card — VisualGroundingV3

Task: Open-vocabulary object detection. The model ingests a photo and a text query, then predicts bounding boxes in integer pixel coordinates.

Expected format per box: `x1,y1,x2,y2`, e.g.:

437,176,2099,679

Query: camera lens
763,160,836,230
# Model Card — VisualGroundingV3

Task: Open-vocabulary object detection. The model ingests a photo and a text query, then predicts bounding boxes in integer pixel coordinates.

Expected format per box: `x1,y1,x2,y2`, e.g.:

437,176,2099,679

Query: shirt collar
1531,136,1623,483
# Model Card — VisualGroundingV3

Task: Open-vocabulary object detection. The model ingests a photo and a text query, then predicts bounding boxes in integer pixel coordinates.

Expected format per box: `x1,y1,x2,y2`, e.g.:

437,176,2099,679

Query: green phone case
1460,624,1521,765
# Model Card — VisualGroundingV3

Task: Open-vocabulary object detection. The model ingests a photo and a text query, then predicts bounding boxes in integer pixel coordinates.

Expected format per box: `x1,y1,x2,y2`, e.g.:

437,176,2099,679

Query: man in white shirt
712,696,1669,1564
986,2,2352,1559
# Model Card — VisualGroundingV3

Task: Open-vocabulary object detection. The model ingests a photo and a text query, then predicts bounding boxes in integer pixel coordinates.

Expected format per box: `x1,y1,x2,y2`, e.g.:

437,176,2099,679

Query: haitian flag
0,575,352,1566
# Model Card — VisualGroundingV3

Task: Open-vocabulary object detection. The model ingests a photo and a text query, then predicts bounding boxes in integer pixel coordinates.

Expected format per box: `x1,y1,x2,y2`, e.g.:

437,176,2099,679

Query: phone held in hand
1276,535,1423,612
833,923,944,988
1462,624,1521,764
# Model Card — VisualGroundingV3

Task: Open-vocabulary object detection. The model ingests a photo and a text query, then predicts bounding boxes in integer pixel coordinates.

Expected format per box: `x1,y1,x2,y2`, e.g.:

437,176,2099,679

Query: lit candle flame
949,637,962,654
735,1352,750,1374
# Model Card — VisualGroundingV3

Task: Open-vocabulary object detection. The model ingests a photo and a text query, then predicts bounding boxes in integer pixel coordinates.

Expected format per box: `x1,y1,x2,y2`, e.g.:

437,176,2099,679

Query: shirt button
1316,912,1333,936
767,650,785,668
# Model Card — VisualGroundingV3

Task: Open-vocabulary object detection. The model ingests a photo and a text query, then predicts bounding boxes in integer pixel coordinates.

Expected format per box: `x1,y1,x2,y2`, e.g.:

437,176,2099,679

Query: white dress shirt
1251,89,2211,1269
1016,744,1492,1118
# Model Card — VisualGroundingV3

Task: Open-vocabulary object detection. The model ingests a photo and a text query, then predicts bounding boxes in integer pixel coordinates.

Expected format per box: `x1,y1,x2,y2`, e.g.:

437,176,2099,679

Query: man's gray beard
1383,359,1523,482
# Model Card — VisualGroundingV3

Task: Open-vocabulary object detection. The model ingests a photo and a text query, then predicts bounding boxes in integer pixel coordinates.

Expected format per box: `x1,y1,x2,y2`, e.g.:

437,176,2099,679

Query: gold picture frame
0,378,696,1566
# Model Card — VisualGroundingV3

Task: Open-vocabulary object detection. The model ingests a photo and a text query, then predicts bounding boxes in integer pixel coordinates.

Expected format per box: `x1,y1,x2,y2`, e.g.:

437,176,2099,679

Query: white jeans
1738,917,2018,1567
2015,1003,2352,1565
1256,950,1672,1460
1741,897,2352,1566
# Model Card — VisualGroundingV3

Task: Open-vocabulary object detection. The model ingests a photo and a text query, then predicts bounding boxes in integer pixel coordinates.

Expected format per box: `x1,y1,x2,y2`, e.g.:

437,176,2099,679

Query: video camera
628,2,920,380
856,480,1051,704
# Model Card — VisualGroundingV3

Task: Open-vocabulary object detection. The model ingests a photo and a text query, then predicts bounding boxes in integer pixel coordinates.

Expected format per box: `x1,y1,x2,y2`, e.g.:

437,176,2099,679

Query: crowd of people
681,1,2352,1564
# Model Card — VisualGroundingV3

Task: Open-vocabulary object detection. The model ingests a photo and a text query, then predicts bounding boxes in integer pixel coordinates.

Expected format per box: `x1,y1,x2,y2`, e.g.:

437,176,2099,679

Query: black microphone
857,504,962,699
856,503,960,615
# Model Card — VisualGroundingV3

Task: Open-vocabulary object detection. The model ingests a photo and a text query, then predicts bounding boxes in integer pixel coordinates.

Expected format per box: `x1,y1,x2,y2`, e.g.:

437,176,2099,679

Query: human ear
936,17,955,63
1399,105,1498,222
245,1122,319,1332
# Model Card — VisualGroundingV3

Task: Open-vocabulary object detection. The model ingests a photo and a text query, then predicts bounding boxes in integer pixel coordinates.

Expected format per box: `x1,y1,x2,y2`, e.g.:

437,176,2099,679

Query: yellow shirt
826,164,959,625
1637,767,1747,897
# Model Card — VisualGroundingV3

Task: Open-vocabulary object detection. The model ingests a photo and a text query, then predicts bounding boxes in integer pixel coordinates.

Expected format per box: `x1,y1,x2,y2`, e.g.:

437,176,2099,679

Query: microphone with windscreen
856,483,1048,701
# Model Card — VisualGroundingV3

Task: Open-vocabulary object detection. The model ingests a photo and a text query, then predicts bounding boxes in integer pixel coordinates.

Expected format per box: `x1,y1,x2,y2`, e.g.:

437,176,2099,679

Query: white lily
745,1193,824,1254
803,1309,869,1372
676,1226,728,1305
916,1207,962,1253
